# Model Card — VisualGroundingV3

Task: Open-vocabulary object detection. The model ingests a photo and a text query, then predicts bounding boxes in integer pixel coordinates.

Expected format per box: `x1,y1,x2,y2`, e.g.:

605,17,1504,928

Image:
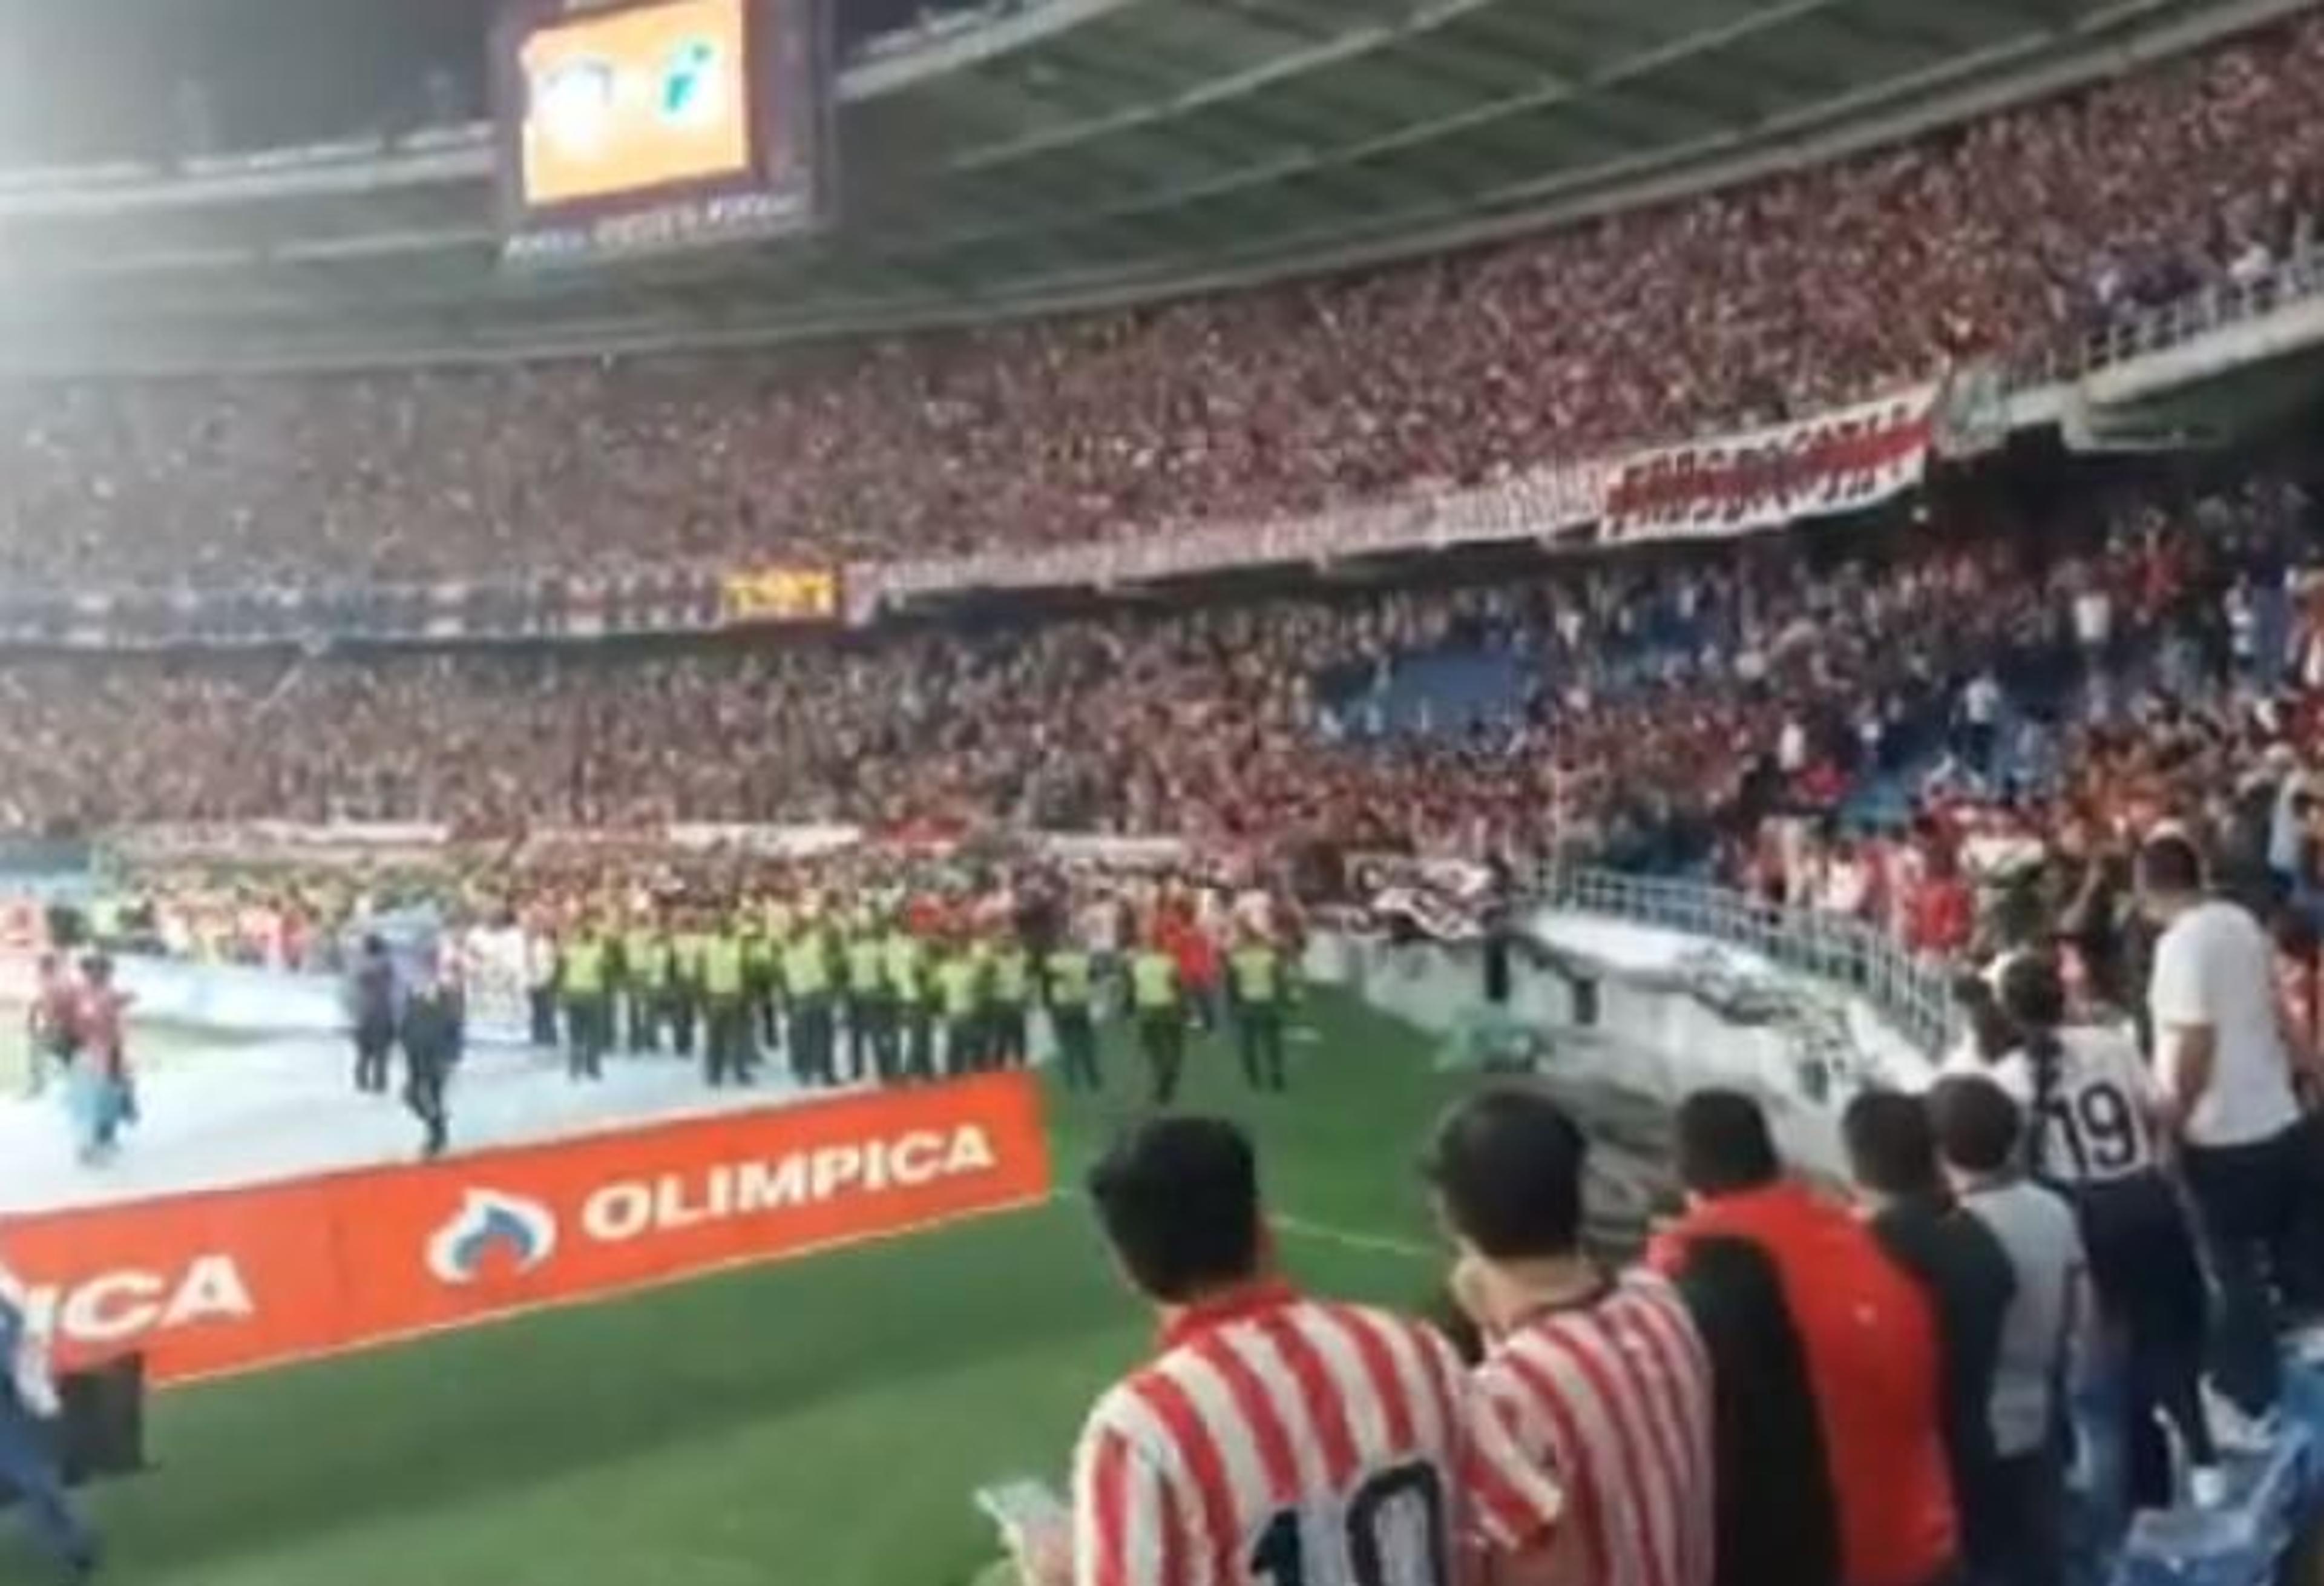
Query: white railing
1541,866,1959,1057
2017,234,2324,389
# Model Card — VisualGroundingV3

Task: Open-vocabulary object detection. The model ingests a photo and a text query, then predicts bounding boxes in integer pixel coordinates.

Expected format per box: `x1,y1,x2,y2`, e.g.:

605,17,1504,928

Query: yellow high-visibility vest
783,938,830,997
1131,951,1177,1012
936,959,980,1019
1047,950,1092,1009
1232,946,1281,1005
885,934,924,1002
703,936,747,998
847,939,885,995
993,948,1031,1007
564,937,608,995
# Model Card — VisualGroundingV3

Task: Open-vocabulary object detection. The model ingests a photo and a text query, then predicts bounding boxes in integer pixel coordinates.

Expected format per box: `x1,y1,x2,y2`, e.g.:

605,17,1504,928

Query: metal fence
1541,866,1959,1057
2014,235,2324,390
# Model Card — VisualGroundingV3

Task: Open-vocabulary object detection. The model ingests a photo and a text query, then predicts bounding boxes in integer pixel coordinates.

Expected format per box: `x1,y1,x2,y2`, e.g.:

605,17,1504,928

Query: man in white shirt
2140,833,2320,1418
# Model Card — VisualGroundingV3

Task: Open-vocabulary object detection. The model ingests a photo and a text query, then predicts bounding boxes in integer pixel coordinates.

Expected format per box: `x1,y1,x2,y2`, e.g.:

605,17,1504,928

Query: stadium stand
8,10,2324,1586
0,9,2316,587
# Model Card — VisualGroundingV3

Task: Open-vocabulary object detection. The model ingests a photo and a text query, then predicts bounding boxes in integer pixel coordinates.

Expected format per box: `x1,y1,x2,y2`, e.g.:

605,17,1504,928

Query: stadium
1,0,2323,1583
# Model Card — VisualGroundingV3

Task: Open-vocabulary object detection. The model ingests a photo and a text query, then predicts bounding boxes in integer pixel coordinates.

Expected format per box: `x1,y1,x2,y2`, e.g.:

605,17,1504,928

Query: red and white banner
1599,386,1939,543
869,457,1608,605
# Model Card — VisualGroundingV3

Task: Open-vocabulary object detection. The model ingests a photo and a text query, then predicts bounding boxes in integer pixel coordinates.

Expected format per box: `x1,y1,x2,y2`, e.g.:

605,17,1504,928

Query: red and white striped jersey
1468,1270,1715,1586
1071,1283,1561,1586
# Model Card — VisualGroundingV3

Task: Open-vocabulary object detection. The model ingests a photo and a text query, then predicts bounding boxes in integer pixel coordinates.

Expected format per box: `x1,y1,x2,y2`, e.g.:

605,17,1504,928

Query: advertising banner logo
5,1073,1050,1385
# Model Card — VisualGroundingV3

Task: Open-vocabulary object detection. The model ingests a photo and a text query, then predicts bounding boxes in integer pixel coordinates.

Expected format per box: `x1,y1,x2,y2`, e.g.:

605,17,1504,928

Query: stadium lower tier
0,465,2311,869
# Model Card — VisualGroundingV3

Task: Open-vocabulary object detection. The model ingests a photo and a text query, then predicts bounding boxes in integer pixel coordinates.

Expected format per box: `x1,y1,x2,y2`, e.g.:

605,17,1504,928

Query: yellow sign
722,567,839,624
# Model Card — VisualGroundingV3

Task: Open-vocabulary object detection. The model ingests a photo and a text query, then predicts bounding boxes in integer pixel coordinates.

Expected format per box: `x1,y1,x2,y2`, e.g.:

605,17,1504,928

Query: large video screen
493,0,829,268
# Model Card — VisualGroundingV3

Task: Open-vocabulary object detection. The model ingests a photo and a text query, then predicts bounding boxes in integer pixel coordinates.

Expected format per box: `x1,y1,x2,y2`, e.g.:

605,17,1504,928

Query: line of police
531,909,1299,1102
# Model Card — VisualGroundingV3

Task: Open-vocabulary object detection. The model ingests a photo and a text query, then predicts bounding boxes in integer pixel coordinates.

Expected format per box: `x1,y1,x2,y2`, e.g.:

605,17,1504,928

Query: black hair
1840,1090,1944,1200
1085,1116,1262,1304
1423,1085,1587,1260
1674,1089,1781,1197
1928,1075,2024,1176
1995,952,2069,1166
2136,832,2204,896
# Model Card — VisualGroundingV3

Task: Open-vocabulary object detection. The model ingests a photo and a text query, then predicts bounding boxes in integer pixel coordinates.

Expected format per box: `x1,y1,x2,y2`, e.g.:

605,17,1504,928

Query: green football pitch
38,992,1497,1586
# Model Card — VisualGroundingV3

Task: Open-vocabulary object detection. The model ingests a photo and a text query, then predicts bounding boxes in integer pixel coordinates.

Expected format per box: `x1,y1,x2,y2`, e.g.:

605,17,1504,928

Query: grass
31,992,1472,1586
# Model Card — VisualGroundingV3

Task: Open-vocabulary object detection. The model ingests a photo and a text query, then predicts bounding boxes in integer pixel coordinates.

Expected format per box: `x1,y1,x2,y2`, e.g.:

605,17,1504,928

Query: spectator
1986,952,2217,1518
1927,1076,2089,1586
1058,1116,1561,1586
1428,1084,1716,1586
1840,1091,2012,1582
2139,831,2319,1424
1652,1090,1961,1586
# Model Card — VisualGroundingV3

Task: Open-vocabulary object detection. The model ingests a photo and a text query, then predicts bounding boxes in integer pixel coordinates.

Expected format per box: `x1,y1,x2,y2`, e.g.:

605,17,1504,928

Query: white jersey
1968,1027,2160,1185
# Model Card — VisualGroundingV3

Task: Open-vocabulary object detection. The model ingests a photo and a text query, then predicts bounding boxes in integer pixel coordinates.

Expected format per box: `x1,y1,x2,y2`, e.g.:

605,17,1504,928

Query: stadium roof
0,0,2300,372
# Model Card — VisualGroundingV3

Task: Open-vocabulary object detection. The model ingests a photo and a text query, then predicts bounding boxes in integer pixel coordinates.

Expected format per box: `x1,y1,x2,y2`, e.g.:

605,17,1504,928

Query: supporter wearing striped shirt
1049,1116,1562,1586
1427,1085,1716,1586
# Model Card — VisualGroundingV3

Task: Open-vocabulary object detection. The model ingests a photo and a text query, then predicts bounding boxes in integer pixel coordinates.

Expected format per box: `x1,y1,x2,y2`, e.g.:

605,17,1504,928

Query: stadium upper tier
4,7,2321,590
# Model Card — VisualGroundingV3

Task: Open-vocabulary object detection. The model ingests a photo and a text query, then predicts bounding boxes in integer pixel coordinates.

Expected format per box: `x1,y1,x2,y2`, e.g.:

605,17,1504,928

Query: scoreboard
493,0,830,268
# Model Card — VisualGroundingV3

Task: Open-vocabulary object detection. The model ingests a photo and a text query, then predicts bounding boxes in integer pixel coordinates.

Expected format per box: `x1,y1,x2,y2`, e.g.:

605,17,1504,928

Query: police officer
1228,930,1290,1093
783,927,836,1086
400,953,462,1159
0,1277,96,1582
1045,941,1100,1091
1131,941,1185,1105
561,923,611,1082
622,915,668,1055
844,925,891,1084
990,935,1033,1070
701,922,754,1087
669,914,711,1059
934,944,983,1079
755,895,794,1051
887,925,933,1082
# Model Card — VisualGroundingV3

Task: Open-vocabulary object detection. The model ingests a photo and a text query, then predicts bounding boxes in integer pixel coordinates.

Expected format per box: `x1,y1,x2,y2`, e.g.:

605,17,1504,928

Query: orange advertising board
4,1073,1050,1386
517,0,753,207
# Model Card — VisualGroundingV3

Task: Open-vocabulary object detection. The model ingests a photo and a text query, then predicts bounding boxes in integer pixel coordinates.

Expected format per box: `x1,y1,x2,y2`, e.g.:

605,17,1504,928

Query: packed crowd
0,466,2312,885
1,11,2320,588
1030,847,2324,1586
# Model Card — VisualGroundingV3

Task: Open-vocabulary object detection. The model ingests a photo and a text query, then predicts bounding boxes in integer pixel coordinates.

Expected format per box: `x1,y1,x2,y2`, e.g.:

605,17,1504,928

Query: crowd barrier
0,1071,1051,1386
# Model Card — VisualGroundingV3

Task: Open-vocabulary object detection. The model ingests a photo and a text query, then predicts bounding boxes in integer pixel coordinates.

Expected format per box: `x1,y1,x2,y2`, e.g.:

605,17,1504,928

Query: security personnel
844,927,891,1084
561,923,611,1082
744,913,782,1058
990,936,1033,1070
701,923,755,1087
1228,931,1290,1093
757,896,795,1050
887,926,933,1081
1045,942,1100,1091
782,928,836,1087
1130,942,1185,1105
669,916,711,1059
934,944,984,1079
399,955,462,1158
622,917,669,1055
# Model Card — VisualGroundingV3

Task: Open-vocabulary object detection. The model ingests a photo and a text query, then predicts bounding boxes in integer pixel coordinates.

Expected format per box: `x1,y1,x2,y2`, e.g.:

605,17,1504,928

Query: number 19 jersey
1070,1284,1561,1586
1978,1027,2159,1185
